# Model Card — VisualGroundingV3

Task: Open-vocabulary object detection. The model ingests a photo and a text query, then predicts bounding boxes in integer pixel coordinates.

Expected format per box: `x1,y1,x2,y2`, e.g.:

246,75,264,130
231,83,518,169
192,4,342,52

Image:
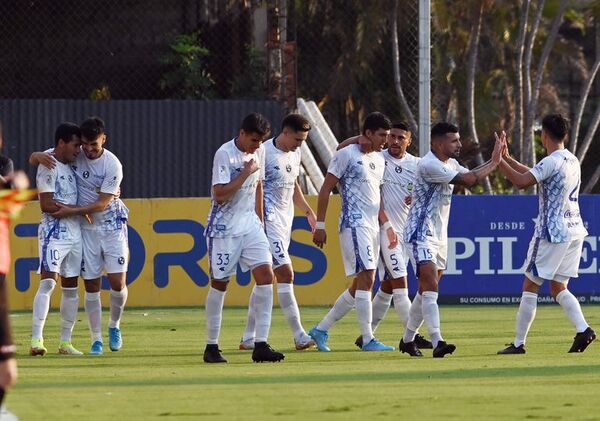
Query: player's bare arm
51,192,114,219
212,158,259,204
336,135,361,151
38,192,61,213
378,197,398,249
255,180,264,223
293,180,317,232
29,151,56,169
451,133,504,187
495,131,531,173
313,173,339,248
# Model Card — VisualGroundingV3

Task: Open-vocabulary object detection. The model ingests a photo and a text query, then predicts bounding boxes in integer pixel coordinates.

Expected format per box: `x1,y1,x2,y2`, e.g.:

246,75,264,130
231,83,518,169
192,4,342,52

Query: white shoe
238,338,254,350
294,333,316,350
0,405,20,421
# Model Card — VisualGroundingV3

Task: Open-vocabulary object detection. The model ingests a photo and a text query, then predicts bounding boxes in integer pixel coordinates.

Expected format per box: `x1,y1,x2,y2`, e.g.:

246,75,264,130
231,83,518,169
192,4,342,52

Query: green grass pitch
7,305,600,420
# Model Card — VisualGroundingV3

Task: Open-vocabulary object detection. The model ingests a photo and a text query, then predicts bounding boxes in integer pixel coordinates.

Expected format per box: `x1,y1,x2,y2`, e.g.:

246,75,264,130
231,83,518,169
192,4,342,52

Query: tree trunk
576,100,600,162
465,1,492,194
571,54,600,153
514,0,530,161
391,0,418,135
583,164,600,194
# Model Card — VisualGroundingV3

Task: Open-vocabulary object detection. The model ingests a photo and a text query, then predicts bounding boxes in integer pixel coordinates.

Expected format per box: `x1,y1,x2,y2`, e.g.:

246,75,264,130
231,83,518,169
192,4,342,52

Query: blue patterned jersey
530,149,588,243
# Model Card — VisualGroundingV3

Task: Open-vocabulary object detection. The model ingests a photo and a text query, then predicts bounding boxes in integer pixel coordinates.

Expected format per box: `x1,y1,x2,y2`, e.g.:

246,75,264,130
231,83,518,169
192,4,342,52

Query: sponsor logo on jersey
395,166,402,173
286,164,292,172
83,171,90,179
369,163,376,170
118,256,125,265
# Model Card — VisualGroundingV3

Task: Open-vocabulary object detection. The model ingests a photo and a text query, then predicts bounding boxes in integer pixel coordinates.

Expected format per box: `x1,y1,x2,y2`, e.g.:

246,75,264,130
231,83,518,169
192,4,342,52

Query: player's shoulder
214,138,236,157
101,148,122,167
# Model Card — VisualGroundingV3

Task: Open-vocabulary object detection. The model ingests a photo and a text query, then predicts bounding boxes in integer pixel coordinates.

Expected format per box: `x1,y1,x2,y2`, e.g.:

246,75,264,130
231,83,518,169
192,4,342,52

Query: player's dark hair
80,116,106,141
362,112,392,134
541,114,569,142
54,122,81,146
392,122,410,132
431,122,459,140
241,113,271,137
281,113,311,133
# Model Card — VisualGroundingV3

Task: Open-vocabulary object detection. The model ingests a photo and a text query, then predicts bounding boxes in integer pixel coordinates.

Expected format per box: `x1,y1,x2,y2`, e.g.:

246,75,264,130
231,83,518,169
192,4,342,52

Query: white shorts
81,227,129,279
38,237,82,278
524,237,583,285
410,239,447,271
265,223,291,269
208,224,272,280
379,228,409,279
340,226,379,277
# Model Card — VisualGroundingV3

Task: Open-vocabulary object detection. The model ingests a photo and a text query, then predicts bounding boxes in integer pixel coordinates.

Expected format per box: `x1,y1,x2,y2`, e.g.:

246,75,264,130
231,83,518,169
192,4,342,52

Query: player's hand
313,229,327,248
404,195,412,206
306,209,317,233
0,358,18,389
84,214,93,224
492,131,505,164
4,170,29,190
115,187,121,199
242,159,259,176
37,152,57,169
50,202,76,219
386,226,398,249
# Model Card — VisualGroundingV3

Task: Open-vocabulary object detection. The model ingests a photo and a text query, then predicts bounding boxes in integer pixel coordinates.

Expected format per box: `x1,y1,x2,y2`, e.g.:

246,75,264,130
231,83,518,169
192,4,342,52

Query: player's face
238,129,266,154
387,128,411,158
283,128,308,152
62,136,82,163
366,128,390,152
441,132,461,159
82,135,106,160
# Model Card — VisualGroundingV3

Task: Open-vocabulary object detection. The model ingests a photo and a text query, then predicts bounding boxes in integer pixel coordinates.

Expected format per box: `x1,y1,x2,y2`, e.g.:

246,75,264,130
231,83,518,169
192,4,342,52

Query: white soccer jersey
71,148,129,231
36,153,80,240
262,137,301,231
205,138,266,238
328,144,385,231
381,150,420,233
404,151,469,244
529,149,588,243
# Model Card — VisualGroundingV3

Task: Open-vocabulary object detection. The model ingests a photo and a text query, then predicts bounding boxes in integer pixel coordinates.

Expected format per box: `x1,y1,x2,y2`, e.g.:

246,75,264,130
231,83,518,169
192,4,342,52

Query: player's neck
545,143,564,155
54,151,69,164
273,134,289,152
359,143,375,154
431,149,449,162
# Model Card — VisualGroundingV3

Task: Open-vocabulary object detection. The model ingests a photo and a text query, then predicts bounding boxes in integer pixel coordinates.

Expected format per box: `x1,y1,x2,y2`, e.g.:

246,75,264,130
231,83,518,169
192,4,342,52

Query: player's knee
379,280,393,294
549,281,567,298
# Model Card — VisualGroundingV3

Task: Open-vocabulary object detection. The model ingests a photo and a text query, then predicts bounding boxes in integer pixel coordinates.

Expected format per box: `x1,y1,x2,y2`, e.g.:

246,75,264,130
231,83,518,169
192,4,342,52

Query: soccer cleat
238,338,254,350
58,341,83,355
308,326,331,352
399,338,423,357
30,338,48,356
90,341,104,356
497,343,526,355
362,338,394,351
354,335,363,349
108,327,122,351
414,333,433,349
294,333,316,350
252,342,285,363
203,344,228,363
568,327,596,353
432,340,456,358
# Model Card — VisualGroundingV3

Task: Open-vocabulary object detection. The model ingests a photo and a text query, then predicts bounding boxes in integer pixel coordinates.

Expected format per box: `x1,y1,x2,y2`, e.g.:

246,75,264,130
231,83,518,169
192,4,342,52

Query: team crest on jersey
118,256,125,265
286,164,292,172
395,166,402,173
83,171,90,179
369,163,376,170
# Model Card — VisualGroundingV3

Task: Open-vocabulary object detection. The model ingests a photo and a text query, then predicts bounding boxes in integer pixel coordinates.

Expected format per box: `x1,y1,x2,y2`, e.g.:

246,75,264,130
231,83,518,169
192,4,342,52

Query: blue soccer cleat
90,341,104,356
108,327,122,351
308,326,331,352
362,338,395,351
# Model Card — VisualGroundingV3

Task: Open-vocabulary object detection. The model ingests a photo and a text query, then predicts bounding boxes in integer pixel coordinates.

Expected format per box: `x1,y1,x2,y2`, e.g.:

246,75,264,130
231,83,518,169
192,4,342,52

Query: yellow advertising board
7,196,352,309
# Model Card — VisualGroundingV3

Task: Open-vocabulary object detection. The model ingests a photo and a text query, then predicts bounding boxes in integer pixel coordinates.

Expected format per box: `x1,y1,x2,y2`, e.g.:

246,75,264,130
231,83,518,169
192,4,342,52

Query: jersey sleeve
36,162,57,194
327,147,351,179
211,148,231,186
420,157,458,184
529,156,555,183
100,158,123,195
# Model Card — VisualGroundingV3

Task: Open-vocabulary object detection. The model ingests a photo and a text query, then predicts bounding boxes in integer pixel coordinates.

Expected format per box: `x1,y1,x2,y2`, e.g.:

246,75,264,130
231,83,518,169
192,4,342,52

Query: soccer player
400,122,502,358
339,123,432,351
309,112,397,352
496,114,596,354
30,117,130,356
30,122,84,356
239,114,317,351
204,112,284,363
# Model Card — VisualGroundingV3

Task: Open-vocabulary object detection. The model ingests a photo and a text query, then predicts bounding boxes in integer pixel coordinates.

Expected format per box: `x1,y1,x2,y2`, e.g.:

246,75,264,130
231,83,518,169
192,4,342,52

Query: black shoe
497,343,526,355
354,335,363,349
432,341,456,358
252,342,285,363
568,327,596,353
414,334,433,349
203,344,228,363
399,338,423,357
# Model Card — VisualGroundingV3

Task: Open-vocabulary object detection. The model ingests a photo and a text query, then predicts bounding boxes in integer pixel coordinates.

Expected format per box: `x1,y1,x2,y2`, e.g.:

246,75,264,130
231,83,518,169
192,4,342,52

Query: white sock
514,291,538,347
422,291,442,347
392,288,411,329
241,285,258,342
253,284,273,343
403,292,424,343
60,287,79,342
32,278,56,340
371,289,392,332
108,287,128,329
85,292,103,343
556,289,589,333
317,289,355,332
277,283,305,340
205,287,226,345
355,289,374,344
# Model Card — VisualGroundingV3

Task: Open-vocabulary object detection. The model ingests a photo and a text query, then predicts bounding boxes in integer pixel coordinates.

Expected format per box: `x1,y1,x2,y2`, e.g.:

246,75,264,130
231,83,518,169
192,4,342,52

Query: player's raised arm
312,173,339,248
29,151,56,169
495,131,537,189
293,180,316,232
451,131,504,187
